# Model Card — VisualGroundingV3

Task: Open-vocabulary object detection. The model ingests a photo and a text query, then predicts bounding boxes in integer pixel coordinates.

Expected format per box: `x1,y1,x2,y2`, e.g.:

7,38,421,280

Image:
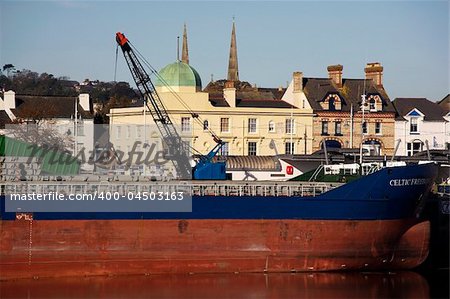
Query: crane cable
129,42,222,143
125,42,217,157
114,44,119,82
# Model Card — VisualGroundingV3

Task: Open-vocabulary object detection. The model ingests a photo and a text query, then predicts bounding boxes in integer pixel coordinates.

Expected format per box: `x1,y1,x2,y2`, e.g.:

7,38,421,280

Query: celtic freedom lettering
389,178,430,187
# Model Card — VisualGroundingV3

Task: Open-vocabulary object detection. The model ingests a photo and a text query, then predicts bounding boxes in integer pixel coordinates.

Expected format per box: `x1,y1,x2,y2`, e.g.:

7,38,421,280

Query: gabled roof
303,78,342,111
13,95,93,120
393,98,446,121
303,77,395,113
406,109,423,117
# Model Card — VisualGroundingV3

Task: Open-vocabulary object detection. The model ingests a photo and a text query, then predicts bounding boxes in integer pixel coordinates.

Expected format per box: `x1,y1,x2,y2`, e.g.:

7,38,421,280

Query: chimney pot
223,80,236,107
225,81,235,89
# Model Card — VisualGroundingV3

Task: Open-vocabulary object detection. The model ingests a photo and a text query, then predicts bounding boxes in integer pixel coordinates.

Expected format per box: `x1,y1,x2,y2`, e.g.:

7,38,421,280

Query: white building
393,97,449,156
0,90,95,171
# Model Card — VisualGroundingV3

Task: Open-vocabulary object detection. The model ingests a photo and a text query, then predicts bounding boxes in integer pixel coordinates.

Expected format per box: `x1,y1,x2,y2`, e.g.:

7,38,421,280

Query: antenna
359,73,368,165
177,36,180,61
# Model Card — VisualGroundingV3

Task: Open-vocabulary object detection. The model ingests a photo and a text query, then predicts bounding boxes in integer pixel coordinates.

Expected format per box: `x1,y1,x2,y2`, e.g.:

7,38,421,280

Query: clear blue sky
1,1,448,101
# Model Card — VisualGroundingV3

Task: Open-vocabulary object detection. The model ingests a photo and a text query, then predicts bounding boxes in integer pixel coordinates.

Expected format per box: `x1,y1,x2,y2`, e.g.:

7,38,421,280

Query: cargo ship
0,162,438,279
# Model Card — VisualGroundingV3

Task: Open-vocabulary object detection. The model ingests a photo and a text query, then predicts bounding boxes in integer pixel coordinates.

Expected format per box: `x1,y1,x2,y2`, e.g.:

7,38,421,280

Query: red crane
115,32,225,180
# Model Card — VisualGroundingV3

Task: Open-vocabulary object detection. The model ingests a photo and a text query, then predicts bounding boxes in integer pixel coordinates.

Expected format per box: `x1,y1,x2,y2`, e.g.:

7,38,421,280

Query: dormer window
406,109,423,135
366,95,382,112
369,99,375,111
410,117,418,134
329,98,336,111
321,94,341,111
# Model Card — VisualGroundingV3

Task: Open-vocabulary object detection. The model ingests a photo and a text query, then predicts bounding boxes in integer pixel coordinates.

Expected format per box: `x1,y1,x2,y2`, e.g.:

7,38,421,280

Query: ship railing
361,164,381,176
3,181,342,198
190,182,337,197
309,165,324,182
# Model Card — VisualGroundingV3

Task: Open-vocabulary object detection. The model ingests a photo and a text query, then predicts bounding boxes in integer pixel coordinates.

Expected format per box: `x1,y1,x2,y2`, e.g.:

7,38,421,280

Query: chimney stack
365,62,383,86
293,72,303,92
223,81,236,107
79,93,91,112
327,64,343,88
4,90,16,110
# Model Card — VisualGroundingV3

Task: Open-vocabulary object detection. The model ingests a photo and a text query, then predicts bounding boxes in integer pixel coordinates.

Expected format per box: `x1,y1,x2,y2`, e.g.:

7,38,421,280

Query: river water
1,270,448,299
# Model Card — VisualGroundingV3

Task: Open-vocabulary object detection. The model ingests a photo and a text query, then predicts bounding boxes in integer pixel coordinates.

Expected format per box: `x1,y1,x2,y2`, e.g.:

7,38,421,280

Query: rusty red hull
0,272,430,299
0,219,429,280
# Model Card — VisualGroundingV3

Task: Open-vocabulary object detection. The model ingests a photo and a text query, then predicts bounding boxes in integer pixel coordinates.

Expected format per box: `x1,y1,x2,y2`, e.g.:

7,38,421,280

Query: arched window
203,120,209,131
363,139,382,156
321,139,341,149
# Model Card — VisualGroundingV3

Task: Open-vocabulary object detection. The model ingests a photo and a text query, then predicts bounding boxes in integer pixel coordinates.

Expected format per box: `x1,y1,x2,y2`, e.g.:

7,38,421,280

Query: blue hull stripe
0,163,437,221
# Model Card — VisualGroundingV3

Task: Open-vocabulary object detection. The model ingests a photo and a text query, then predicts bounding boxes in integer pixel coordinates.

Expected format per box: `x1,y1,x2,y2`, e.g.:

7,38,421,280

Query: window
248,142,257,156
329,98,336,111
375,122,382,134
410,117,418,133
218,142,229,156
126,126,131,139
116,126,121,139
321,121,329,135
285,142,294,155
136,125,142,138
181,117,191,132
285,119,294,134
248,118,257,133
268,121,275,133
407,141,422,156
335,121,342,135
220,118,230,133
76,121,84,136
362,121,368,134
203,120,209,131
369,99,376,111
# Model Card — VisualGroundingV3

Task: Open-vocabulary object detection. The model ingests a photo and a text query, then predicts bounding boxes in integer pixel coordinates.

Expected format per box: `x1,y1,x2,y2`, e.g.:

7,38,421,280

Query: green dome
155,61,202,89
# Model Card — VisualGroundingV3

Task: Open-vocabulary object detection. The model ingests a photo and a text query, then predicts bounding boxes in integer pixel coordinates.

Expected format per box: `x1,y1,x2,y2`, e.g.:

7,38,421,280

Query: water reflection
1,271,428,299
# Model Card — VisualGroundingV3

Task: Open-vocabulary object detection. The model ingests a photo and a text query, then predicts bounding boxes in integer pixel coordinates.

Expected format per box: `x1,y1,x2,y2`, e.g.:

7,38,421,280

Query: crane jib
115,32,226,180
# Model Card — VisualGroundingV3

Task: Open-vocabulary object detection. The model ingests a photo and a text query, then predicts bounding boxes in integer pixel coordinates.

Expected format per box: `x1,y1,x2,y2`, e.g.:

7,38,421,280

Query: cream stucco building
109,23,314,162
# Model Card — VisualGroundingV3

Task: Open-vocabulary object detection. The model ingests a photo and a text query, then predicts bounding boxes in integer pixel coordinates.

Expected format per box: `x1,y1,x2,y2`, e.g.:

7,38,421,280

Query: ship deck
3,180,343,197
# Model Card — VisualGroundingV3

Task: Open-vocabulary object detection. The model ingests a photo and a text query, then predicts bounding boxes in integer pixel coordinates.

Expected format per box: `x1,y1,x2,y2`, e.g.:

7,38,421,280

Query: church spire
227,20,239,82
182,23,189,64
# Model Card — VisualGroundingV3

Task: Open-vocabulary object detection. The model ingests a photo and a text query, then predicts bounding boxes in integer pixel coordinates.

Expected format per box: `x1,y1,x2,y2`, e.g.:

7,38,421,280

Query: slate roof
303,77,395,113
205,80,291,109
393,98,447,121
12,95,93,120
0,111,13,129
438,94,450,113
